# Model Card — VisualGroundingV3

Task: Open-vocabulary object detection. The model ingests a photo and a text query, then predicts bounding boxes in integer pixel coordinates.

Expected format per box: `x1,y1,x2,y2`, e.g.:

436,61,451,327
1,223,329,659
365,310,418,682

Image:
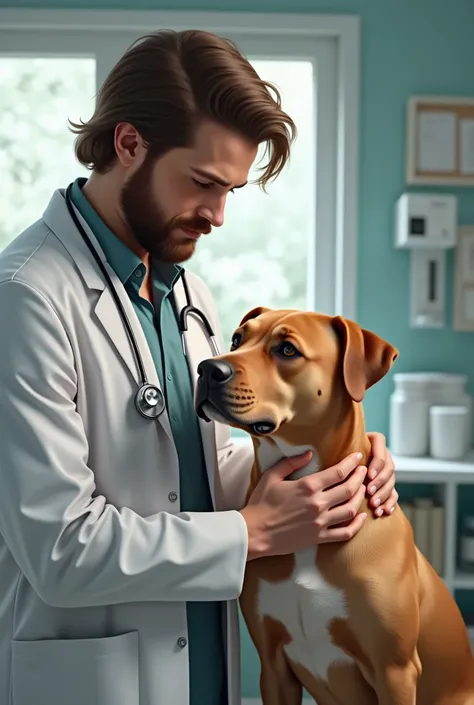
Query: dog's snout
197,359,234,387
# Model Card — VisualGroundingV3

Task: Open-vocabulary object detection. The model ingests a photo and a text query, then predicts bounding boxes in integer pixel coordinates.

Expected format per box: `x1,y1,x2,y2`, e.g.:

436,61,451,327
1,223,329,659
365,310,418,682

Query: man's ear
239,306,271,326
331,316,399,402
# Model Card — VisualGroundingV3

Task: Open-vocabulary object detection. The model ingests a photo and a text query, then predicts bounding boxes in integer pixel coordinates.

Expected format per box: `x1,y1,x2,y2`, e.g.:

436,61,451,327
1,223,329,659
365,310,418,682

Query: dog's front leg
240,573,303,705
244,611,303,705
374,658,420,705
259,650,303,705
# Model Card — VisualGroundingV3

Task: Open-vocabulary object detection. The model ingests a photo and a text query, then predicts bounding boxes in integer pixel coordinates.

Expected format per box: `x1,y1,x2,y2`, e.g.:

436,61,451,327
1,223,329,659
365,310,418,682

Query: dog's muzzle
195,358,277,436
195,358,235,421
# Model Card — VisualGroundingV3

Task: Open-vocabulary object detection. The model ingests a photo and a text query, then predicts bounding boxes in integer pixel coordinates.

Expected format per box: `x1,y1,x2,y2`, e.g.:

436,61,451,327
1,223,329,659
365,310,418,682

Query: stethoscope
64,183,221,420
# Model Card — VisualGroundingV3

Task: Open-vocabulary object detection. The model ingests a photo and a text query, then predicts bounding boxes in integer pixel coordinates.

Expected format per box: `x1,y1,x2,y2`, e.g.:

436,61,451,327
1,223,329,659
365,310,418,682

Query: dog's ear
331,316,398,402
239,306,271,326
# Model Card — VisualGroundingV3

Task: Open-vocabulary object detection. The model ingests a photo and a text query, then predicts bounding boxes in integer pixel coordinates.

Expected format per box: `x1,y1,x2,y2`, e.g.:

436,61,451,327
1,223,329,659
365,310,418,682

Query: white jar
429,405,469,460
424,373,472,452
390,373,472,456
390,378,431,456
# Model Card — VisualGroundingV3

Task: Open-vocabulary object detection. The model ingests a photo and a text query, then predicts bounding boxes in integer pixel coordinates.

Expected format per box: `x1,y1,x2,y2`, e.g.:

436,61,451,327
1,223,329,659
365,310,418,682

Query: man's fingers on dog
322,465,367,508
366,432,387,480
270,450,313,480
312,485,365,531
316,452,364,490
368,472,395,510
318,511,367,543
325,484,366,525
374,489,399,517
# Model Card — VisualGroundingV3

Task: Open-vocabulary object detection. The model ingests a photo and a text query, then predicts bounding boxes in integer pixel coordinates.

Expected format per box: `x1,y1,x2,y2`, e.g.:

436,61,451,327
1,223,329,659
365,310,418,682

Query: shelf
232,439,474,482
390,449,474,483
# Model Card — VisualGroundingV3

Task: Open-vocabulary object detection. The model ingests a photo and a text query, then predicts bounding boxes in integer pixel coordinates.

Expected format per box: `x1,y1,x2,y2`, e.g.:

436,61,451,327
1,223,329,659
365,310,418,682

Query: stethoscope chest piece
135,383,166,419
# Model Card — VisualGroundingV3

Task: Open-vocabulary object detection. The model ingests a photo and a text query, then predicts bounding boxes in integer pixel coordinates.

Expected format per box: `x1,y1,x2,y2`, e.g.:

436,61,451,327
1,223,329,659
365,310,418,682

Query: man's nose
197,197,226,228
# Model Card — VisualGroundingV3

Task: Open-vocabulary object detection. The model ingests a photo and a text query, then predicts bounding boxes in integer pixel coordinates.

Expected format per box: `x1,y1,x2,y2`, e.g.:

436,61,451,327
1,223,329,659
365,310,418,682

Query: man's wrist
239,506,268,561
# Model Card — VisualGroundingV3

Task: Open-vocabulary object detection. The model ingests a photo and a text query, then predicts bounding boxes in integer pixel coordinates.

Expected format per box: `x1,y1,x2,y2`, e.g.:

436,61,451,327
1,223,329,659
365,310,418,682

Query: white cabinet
392,449,474,594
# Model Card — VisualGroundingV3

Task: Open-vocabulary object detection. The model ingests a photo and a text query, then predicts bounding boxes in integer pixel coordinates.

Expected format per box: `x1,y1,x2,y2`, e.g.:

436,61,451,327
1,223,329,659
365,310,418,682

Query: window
0,11,359,323
190,57,315,350
0,56,96,249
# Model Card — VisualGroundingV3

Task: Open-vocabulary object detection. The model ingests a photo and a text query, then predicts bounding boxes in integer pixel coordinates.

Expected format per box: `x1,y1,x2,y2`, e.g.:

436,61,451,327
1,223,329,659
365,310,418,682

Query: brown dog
195,307,474,705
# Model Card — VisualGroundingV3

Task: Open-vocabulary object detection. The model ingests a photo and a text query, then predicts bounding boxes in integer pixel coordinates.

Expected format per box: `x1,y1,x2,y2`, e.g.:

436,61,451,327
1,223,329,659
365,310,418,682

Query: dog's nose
197,359,234,387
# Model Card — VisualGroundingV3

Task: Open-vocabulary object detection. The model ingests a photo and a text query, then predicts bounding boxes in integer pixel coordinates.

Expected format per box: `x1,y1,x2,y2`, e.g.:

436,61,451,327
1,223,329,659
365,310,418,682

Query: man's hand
366,432,398,517
240,451,369,560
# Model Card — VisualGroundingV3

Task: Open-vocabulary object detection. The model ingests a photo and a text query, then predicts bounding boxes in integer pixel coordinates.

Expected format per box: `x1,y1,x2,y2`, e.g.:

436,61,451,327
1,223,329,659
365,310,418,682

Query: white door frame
0,8,360,320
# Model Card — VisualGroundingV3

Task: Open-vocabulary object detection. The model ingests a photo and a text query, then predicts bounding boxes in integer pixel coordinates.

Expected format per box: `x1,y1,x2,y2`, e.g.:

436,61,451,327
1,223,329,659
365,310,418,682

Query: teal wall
2,0,474,697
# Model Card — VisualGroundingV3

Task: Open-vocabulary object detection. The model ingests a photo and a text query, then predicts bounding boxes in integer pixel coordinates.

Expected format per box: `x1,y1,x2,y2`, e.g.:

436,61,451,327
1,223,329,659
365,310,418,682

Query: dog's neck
254,398,372,481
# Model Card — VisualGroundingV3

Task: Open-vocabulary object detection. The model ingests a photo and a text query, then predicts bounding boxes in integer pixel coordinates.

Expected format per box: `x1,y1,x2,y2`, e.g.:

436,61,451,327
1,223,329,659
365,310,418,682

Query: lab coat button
177,637,187,648
168,491,178,502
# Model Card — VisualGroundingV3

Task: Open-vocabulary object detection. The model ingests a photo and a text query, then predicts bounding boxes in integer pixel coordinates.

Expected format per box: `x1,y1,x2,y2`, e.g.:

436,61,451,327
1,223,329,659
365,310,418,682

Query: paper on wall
460,119,474,175
417,111,456,172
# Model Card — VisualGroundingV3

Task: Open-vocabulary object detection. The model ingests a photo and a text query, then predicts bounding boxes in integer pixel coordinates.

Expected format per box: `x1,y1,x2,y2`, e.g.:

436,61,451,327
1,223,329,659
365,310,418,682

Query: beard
119,152,211,264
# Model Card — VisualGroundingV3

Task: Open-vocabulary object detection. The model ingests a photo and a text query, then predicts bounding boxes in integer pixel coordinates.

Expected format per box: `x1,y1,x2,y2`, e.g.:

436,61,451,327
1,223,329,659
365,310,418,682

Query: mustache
172,216,212,235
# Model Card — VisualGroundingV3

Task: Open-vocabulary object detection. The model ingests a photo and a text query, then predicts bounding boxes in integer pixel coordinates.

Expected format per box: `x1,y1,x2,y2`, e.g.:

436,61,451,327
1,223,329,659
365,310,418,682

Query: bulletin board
406,96,474,186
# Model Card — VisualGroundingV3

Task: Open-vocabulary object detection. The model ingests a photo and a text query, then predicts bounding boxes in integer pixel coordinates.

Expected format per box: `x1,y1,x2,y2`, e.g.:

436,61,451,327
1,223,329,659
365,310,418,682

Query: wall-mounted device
395,193,457,328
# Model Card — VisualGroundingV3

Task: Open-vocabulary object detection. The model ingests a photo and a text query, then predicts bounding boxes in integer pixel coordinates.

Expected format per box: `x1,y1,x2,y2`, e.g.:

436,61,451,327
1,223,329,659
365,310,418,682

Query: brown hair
69,29,296,189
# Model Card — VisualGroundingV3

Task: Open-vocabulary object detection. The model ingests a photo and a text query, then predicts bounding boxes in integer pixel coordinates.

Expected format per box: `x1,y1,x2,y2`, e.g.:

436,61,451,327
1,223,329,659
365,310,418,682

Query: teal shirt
71,178,227,705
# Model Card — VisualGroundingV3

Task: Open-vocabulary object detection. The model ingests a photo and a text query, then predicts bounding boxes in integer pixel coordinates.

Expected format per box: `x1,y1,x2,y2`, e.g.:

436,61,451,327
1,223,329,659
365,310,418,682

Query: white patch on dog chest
256,436,320,479
255,437,353,680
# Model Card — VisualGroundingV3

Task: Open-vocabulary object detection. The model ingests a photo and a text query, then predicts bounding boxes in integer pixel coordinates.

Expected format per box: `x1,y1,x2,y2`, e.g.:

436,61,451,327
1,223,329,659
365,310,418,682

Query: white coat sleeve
0,279,249,609
215,425,255,510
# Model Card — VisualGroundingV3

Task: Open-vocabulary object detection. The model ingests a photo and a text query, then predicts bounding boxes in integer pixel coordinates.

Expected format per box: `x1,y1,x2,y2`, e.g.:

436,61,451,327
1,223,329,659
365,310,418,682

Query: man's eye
193,179,213,190
193,178,235,194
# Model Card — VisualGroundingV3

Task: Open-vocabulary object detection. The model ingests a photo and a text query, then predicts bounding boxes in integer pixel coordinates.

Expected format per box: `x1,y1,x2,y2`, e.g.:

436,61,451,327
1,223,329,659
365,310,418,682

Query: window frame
0,8,360,320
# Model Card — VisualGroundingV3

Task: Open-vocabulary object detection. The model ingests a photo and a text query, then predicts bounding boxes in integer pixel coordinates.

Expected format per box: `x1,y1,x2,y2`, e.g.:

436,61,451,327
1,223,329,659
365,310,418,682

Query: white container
425,374,472,452
429,405,469,460
389,372,472,457
390,382,430,456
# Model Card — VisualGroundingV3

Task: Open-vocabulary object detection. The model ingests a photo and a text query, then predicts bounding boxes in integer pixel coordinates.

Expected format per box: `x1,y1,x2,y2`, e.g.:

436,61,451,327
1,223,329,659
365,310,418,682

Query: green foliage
188,59,315,347
0,57,95,247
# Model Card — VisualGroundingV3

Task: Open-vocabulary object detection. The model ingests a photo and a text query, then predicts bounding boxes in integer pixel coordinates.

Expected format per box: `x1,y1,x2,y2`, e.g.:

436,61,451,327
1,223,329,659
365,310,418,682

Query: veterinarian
0,29,398,705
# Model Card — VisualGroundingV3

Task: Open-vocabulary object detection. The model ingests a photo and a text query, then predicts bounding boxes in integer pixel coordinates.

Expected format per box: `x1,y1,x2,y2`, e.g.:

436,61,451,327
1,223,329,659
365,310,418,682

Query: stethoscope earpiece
64,183,220,421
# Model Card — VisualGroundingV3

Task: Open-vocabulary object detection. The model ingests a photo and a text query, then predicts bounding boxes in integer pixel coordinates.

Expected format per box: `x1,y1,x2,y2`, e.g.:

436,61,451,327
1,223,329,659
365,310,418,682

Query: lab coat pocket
11,630,139,705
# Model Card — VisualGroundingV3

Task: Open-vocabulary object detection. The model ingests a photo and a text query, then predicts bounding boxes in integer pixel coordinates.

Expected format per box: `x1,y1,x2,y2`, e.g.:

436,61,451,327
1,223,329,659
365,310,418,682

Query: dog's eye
276,341,300,358
230,333,242,350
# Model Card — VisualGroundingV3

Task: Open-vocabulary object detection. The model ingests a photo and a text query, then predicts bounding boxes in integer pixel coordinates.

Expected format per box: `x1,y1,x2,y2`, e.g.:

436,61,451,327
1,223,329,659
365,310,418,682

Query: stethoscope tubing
64,183,219,420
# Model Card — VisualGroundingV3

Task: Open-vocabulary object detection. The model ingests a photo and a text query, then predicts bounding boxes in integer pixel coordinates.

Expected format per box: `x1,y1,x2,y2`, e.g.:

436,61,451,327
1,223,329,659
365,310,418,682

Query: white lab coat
0,189,255,705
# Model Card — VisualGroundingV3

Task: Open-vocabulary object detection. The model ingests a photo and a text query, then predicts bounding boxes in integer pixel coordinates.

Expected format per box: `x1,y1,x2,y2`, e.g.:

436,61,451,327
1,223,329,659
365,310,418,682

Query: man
0,29,397,705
